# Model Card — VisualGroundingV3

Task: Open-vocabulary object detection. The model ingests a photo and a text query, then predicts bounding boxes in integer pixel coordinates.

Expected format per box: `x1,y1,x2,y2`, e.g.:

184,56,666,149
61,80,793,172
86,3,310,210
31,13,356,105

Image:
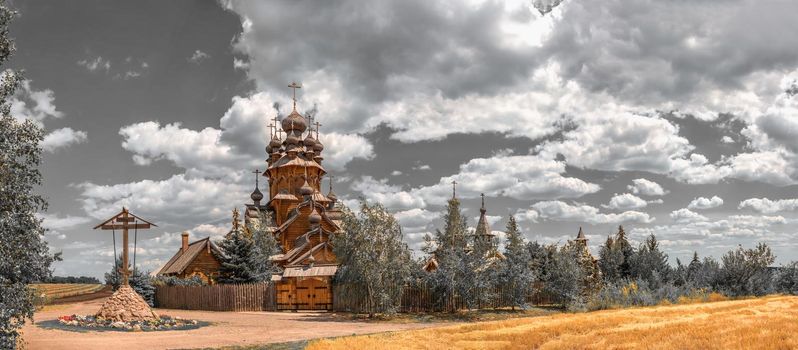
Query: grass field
31,283,105,302
307,295,798,350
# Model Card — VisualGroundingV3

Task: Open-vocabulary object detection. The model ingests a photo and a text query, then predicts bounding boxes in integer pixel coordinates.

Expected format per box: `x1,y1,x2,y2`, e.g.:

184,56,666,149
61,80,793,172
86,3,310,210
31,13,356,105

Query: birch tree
333,200,413,317
0,3,58,346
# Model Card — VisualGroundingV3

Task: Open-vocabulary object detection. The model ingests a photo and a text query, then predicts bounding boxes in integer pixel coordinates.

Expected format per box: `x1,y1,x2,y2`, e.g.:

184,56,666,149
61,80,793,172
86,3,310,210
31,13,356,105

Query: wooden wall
155,282,558,313
178,248,221,283
155,283,275,311
333,284,560,313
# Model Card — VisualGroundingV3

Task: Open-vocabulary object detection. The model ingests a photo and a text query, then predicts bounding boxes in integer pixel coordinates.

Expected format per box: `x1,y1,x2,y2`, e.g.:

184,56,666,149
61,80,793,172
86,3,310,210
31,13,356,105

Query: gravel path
22,297,442,350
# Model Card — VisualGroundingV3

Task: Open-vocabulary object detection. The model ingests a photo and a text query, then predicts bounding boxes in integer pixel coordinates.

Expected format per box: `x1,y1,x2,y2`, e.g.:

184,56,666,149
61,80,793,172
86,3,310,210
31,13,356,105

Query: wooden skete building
246,83,343,311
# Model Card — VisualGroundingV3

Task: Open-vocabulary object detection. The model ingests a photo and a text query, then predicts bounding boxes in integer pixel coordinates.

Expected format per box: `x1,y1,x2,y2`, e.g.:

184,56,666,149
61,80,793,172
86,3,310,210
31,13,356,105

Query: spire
576,226,587,242
475,194,492,237
327,175,337,202
288,81,301,111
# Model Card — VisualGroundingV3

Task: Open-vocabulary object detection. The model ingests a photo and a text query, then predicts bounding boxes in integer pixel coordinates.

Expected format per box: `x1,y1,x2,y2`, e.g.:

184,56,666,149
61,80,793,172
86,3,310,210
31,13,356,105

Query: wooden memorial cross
93,208,156,286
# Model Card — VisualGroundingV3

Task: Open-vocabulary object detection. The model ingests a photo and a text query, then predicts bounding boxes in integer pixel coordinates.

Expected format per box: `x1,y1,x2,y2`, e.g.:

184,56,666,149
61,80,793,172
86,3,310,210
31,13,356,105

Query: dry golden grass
31,283,104,299
307,295,798,350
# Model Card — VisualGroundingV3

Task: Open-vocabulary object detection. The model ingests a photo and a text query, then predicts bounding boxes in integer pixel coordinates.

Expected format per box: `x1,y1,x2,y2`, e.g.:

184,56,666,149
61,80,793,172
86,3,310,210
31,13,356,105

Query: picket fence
155,282,558,313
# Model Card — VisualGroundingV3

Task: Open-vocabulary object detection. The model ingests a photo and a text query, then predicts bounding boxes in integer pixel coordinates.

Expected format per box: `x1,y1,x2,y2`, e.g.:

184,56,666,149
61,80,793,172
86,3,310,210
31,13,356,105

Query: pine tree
426,196,480,312
246,209,282,276
598,235,622,282
630,234,671,288
0,5,59,344
614,225,635,279
544,243,588,310
498,216,535,309
218,210,267,284
687,251,701,283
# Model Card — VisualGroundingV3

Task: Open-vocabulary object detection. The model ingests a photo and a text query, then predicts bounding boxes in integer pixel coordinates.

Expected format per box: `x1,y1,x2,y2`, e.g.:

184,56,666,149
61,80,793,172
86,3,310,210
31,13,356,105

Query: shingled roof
156,237,222,276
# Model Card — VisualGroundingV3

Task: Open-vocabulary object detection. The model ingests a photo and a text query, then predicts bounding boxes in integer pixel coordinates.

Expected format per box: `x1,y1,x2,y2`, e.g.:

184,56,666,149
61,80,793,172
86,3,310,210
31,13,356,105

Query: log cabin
156,232,223,284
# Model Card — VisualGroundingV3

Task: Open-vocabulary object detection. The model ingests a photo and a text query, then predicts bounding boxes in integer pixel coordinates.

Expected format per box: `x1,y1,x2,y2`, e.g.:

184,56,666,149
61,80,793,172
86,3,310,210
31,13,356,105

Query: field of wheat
308,295,798,350
31,283,105,301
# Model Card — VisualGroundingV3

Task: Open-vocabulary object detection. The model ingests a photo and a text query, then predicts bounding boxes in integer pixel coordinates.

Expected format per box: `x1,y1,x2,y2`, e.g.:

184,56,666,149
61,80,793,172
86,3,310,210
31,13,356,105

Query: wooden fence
155,282,557,313
155,283,275,311
334,284,559,313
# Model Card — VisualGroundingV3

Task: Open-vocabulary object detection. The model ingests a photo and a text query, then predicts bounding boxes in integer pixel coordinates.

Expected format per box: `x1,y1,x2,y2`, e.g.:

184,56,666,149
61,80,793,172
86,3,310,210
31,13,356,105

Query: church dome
250,187,264,203
313,139,324,153
303,134,316,149
308,207,321,224
285,133,300,145
299,179,314,196
282,110,307,133
269,137,282,149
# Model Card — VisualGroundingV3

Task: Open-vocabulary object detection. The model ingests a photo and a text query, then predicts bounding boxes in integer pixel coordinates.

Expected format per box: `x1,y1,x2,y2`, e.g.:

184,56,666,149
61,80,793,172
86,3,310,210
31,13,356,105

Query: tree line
332,197,798,314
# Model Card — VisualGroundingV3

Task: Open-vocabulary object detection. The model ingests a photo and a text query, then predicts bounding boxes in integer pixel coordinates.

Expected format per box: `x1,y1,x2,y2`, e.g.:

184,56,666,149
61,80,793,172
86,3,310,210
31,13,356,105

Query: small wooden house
156,232,223,284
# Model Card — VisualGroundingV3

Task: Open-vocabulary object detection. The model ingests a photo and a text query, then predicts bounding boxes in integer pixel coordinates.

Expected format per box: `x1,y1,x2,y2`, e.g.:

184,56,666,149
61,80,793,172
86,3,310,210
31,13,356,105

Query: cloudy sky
9,0,798,278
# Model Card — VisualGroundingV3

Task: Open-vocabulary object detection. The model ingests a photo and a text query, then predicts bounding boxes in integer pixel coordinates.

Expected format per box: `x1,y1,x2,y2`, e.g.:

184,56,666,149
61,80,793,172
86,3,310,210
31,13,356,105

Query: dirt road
22,297,441,350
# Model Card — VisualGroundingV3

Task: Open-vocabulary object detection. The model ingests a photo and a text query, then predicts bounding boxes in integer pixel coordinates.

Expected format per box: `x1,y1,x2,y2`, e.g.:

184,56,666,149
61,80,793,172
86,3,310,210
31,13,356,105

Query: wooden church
243,83,343,311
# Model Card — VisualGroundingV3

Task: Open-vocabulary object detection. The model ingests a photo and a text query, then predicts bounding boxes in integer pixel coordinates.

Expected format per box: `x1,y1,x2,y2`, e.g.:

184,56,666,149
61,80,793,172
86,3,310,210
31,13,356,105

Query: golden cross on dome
288,81,302,110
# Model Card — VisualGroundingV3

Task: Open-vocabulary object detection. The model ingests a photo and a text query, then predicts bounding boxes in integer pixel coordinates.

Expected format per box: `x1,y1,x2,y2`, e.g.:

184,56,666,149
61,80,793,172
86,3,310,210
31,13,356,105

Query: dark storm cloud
540,0,798,104
231,0,541,99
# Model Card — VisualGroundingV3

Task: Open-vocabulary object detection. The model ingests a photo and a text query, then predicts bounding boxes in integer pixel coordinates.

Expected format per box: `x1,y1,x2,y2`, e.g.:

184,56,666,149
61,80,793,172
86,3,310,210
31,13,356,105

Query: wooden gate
276,277,332,311
276,281,295,310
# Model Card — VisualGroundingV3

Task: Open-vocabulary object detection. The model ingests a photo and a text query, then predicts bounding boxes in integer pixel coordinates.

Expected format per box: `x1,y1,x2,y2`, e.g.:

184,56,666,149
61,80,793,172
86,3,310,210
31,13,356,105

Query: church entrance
276,277,332,311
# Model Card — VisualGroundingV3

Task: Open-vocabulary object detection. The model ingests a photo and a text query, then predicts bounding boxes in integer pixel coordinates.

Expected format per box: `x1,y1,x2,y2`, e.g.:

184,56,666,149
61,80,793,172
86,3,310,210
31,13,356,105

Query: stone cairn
95,285,159,322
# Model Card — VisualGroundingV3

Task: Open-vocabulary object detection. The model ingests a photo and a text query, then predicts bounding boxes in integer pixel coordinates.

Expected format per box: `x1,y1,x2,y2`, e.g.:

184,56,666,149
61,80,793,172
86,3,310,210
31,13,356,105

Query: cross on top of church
252,169,261,188
288,81,302,110
267,123,274,138
451,180,457,199
314,121,322,138
306,113,315,136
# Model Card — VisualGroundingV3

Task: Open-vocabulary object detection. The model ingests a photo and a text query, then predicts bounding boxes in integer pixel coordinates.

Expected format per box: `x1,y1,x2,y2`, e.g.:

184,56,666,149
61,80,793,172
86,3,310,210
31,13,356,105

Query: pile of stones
56,285,200,332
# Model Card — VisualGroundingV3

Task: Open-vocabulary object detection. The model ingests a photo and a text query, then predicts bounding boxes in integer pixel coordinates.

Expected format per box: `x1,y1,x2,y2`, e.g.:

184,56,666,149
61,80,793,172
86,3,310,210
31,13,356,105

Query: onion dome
303,134,316,149
313,139,324,153
285,133,300,145
250,187,264,203
308,207,321,224
269,137,282,150
281,110,307,134
299,179,314,196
